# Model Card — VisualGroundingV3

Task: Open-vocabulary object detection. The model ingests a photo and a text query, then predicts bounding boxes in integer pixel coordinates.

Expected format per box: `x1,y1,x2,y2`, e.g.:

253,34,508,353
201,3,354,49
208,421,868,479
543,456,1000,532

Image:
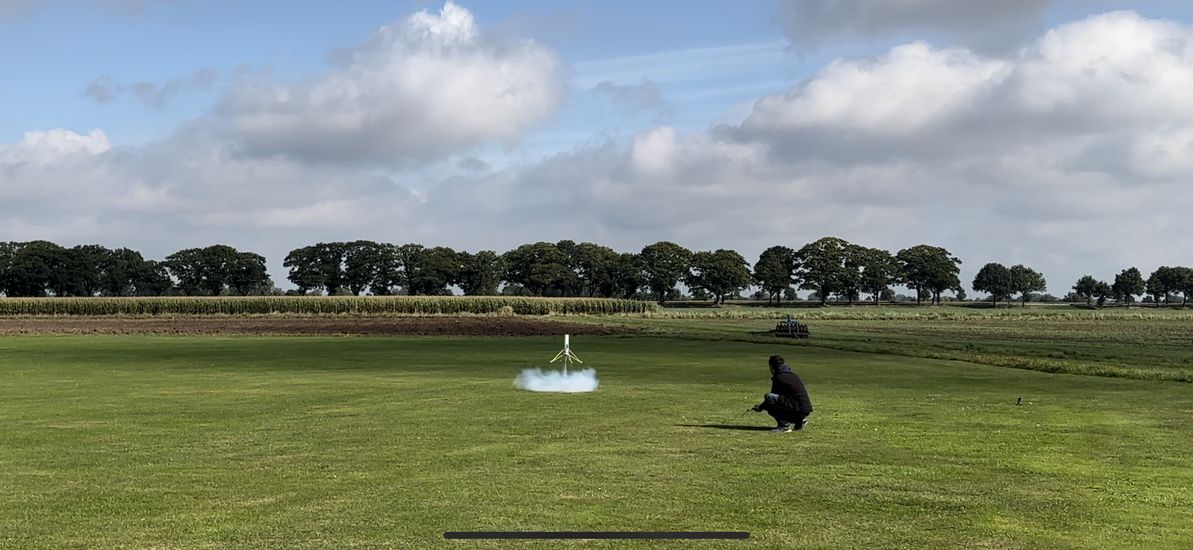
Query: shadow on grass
676,424,773,431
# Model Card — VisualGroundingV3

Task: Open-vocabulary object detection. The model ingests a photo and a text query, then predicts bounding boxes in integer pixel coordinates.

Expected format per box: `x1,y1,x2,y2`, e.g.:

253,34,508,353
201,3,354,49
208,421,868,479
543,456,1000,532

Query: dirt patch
0,316,630,336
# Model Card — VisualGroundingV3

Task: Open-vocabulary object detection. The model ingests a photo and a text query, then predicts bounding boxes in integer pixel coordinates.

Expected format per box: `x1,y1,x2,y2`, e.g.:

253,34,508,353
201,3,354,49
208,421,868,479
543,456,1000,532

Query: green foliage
753,245,797,304
341,241,387,295
457,250,504,295
167,245,270,296
686,249,753,304
165,246,215,296
282,245,325,295
855,246,899,305
606,252,644,299
409,246,459,296
99,248,145,296
896,245,962,305
794,237,853,305
1072,275,1100,306
1177,267,1193,306
1112,267,1146,306
572,242,619,297
1093,280,1113,308
1149,266,1193,306
2,240,70,297
64,244,108,296
1008,264,1047,306
503,242,574,296
226,252,272,295
640,241,691,303
137,260,173,296
0,242,18,295
972,262,1013,306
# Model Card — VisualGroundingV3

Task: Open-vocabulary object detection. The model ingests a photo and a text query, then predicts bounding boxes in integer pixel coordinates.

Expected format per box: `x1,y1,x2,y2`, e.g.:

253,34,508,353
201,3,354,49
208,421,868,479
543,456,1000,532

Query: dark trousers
761,393,809,429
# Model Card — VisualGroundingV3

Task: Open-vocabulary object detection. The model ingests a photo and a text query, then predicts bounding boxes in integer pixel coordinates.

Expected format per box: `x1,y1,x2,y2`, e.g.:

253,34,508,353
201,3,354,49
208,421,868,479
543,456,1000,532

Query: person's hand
750,404,763,412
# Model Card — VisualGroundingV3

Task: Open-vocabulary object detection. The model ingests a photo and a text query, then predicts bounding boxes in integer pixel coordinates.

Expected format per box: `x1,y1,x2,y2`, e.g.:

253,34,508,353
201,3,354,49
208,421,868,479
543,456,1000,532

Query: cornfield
0,296,661,316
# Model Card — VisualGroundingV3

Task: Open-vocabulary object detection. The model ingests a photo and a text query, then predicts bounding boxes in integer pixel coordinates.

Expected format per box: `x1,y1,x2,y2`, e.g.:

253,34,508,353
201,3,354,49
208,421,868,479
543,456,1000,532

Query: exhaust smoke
514,368,599,393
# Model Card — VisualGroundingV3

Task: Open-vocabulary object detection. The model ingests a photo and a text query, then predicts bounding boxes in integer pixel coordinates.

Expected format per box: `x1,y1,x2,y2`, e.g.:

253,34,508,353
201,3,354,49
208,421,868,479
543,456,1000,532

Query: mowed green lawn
2,335,1193,548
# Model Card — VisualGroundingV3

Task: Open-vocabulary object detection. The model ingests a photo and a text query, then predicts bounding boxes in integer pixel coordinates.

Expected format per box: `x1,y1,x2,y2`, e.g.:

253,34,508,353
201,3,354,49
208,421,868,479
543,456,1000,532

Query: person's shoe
794,417,809,431
771,424,794,433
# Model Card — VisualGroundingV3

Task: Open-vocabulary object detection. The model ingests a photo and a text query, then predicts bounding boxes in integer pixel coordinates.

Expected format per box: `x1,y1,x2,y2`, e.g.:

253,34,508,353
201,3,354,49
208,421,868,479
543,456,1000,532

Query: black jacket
770,364,813,414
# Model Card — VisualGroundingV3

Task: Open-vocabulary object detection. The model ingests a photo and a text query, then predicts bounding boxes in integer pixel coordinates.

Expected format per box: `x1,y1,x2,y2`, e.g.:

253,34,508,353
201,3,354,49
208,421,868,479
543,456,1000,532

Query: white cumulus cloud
5,9,1193,297
425,11,1193,293
214,1,564,166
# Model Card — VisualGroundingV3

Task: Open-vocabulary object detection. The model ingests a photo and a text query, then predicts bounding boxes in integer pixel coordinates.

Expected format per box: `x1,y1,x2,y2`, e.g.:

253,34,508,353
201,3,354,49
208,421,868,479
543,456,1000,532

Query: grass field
3,333,1193,548
613,307,1193,382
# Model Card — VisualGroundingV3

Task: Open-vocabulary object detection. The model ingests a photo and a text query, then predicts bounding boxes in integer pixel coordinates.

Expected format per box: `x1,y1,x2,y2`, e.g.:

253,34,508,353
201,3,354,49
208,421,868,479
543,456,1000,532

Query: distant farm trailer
774,316,811,338
0,296,661,316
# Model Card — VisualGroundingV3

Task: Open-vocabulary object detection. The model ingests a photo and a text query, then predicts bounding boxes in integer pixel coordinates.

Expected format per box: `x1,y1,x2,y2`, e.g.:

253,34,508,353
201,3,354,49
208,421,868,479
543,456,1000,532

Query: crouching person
752,355,813,433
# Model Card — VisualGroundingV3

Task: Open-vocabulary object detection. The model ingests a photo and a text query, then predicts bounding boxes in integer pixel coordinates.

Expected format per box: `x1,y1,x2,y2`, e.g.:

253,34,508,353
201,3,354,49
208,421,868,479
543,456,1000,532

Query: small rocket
549,334,583,375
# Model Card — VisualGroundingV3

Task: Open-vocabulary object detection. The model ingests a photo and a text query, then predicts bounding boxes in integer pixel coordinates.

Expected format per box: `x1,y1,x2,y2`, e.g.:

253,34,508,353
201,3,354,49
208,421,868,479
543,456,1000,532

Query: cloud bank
4,8,1192,296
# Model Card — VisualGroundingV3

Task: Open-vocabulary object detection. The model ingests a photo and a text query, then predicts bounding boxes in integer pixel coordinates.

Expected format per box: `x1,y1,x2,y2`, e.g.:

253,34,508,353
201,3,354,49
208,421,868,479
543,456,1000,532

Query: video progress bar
444,531,749,540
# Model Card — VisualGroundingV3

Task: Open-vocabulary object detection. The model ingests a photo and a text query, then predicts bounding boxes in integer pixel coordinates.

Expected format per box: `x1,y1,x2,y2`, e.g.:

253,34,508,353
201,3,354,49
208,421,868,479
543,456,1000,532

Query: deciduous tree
457,250,505,295
895,244,962,305
640,241,691,303
503,242,573,296
686,249,753,304
227,252,271,295
610,252,645,299
1072,275,1099,306
753,245,798,304
857,247,900,305
1009,264,1047,307
794,237,852,306
1112,267,1145,307
973,262,1013,307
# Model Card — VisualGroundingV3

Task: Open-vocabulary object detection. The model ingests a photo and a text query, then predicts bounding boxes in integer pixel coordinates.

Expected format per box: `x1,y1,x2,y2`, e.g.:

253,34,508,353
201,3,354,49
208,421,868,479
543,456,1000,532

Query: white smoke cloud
514,368,599,393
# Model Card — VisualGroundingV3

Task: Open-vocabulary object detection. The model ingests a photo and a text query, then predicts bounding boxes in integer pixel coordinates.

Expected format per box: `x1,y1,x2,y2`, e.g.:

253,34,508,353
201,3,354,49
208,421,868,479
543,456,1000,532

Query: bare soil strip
0,316,628,336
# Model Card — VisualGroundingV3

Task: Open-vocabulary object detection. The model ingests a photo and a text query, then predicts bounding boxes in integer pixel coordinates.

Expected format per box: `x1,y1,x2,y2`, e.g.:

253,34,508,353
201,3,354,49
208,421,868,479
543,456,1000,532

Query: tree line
1071,266,1193,307
278,237,967,305
2,238,1189,306
0,241,270,297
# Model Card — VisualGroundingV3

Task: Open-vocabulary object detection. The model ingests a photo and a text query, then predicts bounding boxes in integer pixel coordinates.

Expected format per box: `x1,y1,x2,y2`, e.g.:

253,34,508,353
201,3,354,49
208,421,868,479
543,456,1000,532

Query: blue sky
6,0,1191,149
3,1,1193,294
1,1,802,147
